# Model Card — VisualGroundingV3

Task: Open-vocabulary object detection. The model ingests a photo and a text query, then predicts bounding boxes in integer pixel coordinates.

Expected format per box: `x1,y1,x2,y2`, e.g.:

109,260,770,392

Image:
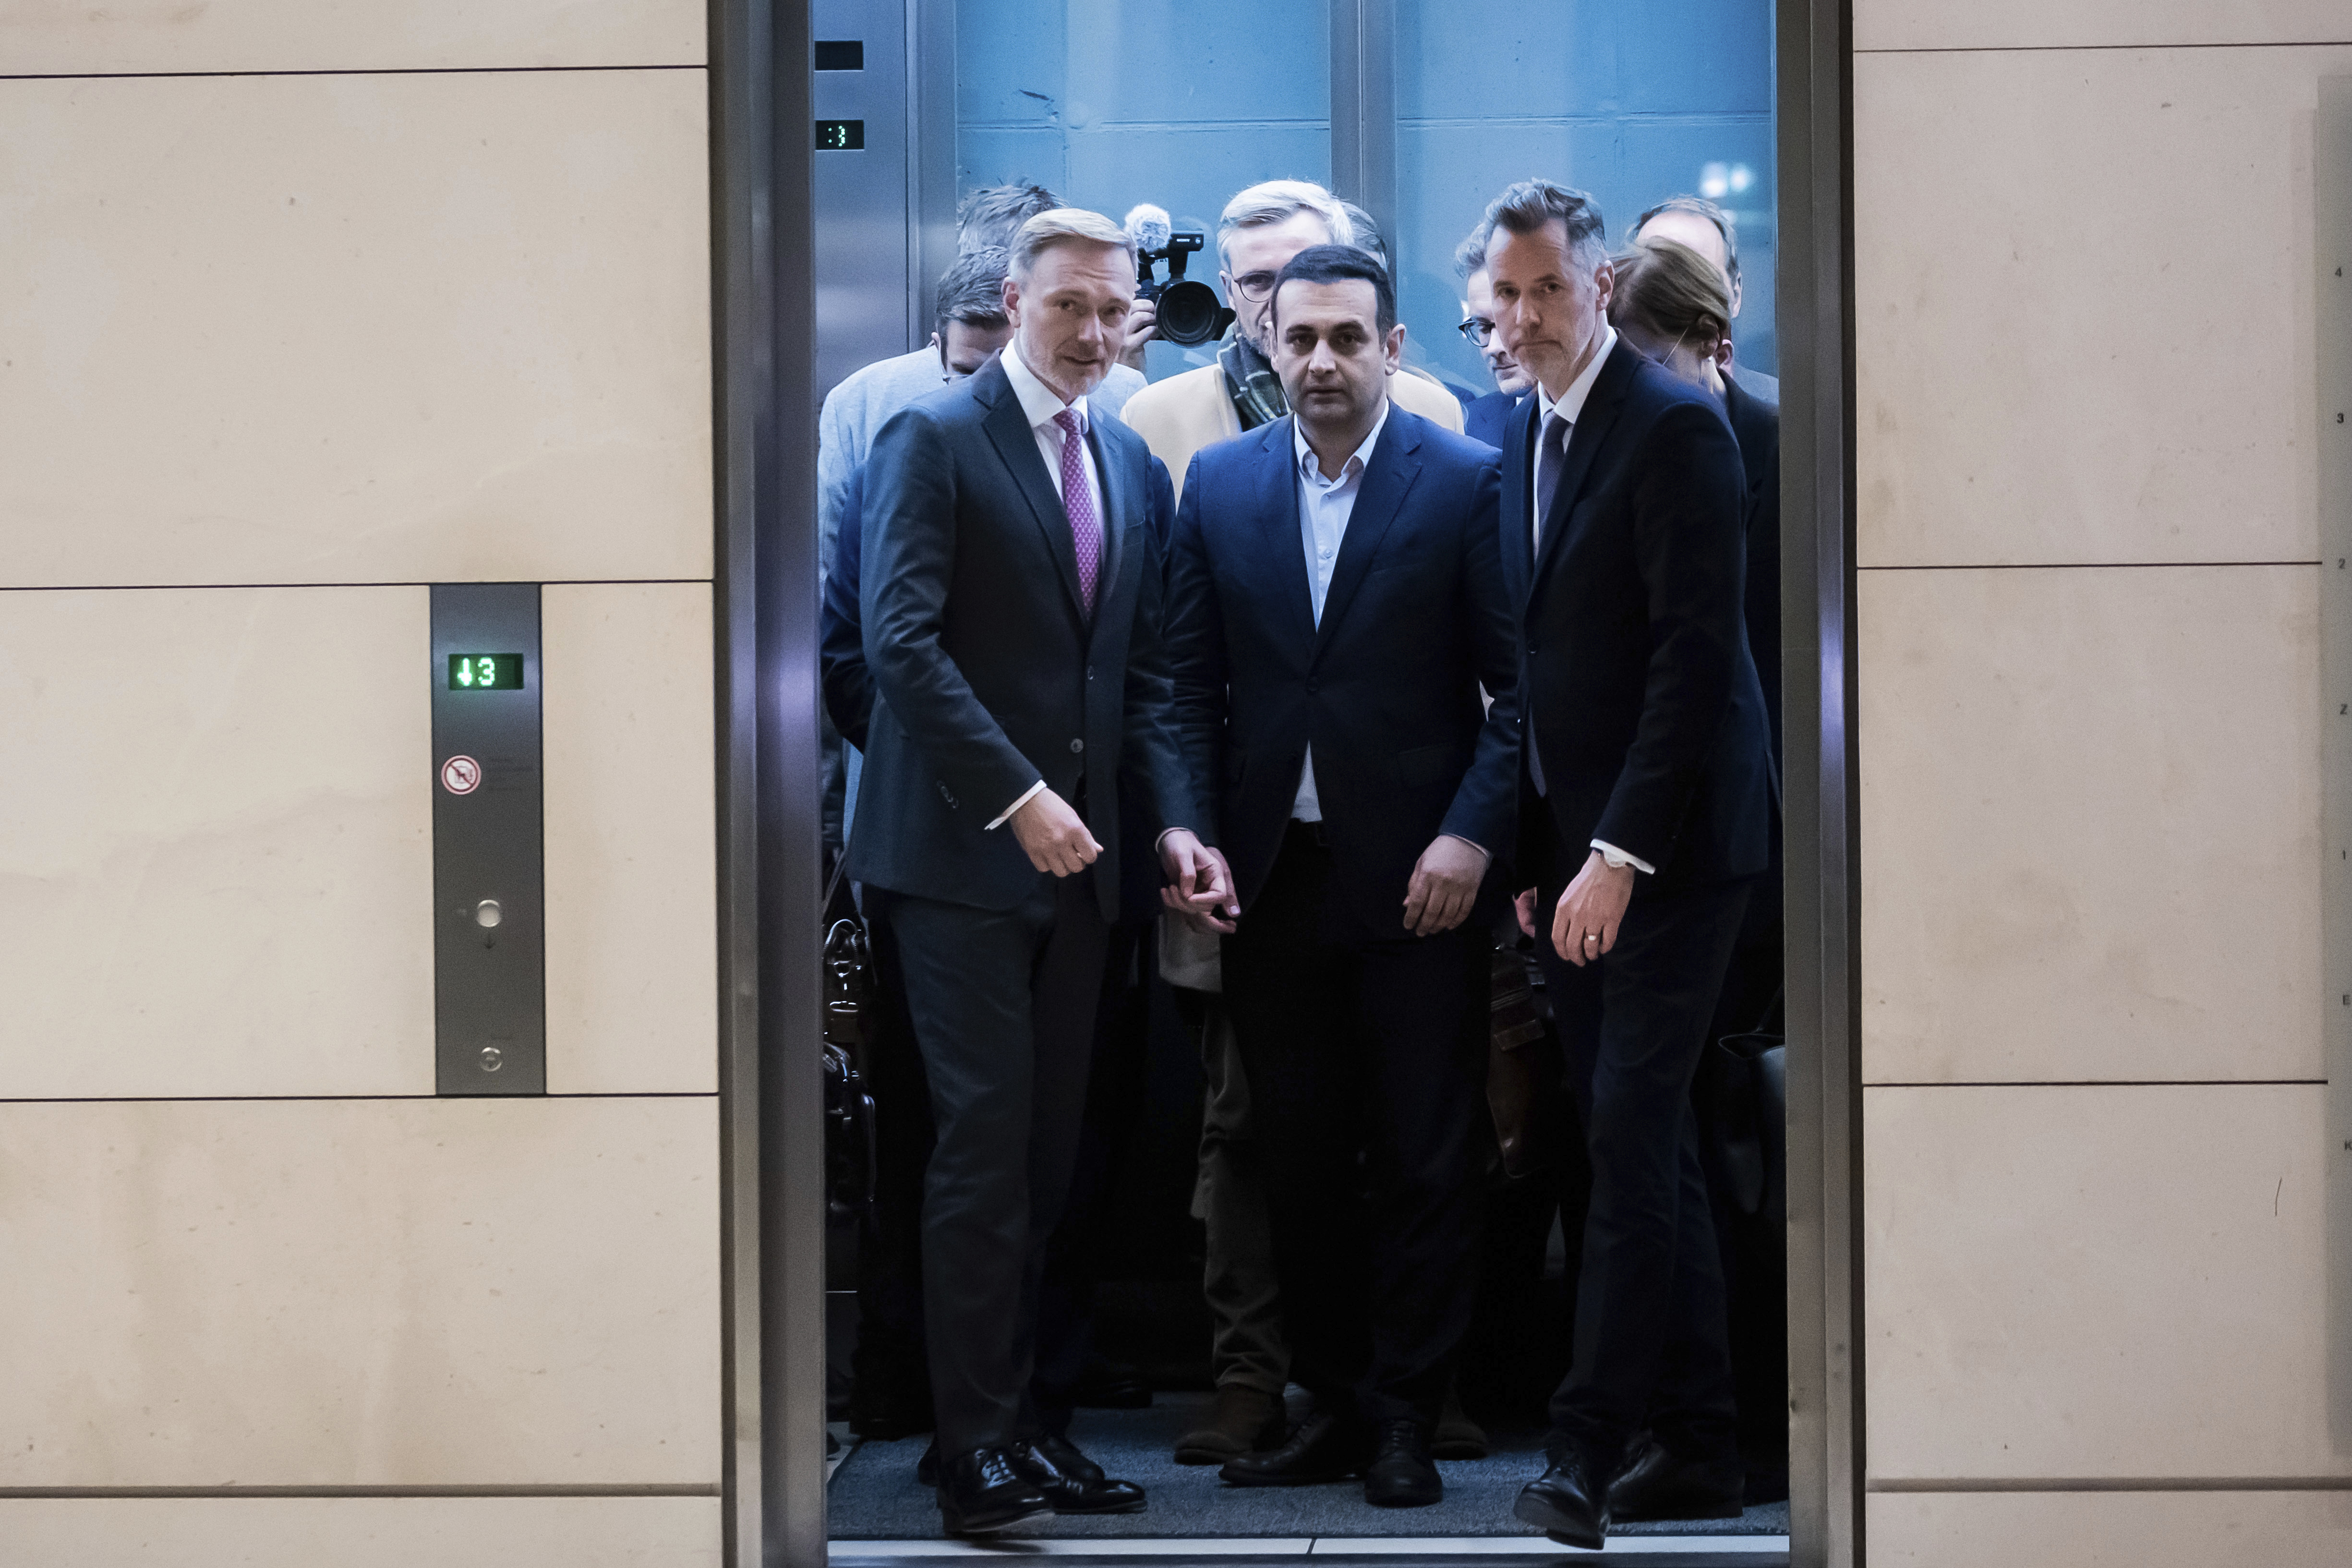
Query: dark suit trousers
1222,827,1487,1429
1535,828,1750,1471
871,868,1110,1454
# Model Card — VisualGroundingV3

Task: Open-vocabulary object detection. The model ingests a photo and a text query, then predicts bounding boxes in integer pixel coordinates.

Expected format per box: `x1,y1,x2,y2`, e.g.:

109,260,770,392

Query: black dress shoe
936,1445,1051,1537
1218,1411,1375,1487
1363,1421,1442,1508
1010,1434,1147,1514
1607,1435,1744,1522
1512,1449,1610,1549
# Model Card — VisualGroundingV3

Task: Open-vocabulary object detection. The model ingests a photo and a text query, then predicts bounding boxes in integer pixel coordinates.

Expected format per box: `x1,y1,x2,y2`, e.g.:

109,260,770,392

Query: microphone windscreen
1123,202,1172,253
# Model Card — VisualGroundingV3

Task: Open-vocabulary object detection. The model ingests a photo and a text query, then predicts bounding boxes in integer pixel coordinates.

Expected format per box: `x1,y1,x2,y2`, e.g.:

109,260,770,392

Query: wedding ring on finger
1583,931,1600,947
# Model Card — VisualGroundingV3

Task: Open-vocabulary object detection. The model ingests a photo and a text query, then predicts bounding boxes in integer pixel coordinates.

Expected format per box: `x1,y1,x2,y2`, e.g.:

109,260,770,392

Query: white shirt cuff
987,780,1047,830
1591,839,1655,875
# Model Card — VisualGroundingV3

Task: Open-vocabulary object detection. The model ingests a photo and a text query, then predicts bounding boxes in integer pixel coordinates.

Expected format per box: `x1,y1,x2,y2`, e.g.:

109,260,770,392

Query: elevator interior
802,0,1791,1550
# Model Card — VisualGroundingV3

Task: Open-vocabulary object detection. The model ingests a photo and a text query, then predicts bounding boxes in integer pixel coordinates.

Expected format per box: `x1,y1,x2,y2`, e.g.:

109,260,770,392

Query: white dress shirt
987,342,1106,829
1526,326,1654,877
1289,403,1389,823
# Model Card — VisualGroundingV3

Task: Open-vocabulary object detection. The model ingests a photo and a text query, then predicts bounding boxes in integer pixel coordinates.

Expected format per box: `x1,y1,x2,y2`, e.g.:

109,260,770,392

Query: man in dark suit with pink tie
853,207,1230,1537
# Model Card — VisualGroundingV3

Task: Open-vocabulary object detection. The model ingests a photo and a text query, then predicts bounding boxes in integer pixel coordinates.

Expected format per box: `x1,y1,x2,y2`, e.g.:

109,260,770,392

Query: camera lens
1155,278,1225,346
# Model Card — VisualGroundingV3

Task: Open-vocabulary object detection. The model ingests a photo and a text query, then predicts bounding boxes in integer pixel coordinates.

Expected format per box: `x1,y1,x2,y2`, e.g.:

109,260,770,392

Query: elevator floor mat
826,1393,1792,1542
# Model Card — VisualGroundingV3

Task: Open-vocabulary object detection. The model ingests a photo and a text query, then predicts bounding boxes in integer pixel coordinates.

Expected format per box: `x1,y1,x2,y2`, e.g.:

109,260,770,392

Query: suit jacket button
1307,678,1320,693
1070,738,1085,754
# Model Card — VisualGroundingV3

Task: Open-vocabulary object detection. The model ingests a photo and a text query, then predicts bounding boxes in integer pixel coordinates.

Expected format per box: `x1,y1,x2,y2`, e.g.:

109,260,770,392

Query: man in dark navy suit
1454,220,1535,449
853,207,1230,1536
1163,245,1520,1509
1480,181,1772,1546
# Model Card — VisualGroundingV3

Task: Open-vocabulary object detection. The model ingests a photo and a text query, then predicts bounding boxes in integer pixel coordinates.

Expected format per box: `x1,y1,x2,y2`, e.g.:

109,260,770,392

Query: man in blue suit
1163,245,1520,1508
854,207,1230,1536
1482,181,1772,1546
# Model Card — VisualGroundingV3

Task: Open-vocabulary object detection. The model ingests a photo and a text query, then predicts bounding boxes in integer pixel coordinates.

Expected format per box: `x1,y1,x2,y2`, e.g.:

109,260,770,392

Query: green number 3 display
448,654,524,691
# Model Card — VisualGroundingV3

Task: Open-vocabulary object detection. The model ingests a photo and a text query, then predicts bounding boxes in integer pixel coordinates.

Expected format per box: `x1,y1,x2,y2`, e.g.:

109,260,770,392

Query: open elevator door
797,1,1804,1561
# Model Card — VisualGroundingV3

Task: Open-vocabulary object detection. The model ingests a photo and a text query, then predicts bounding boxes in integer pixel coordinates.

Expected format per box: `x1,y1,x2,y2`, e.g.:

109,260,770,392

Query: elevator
744,0,1865,1562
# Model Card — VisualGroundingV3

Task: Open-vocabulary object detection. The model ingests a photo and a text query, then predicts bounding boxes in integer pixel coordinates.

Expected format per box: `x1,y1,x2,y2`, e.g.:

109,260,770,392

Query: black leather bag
1702,1007,1787,1229
821,858,880,1229
1486,944,1561,1179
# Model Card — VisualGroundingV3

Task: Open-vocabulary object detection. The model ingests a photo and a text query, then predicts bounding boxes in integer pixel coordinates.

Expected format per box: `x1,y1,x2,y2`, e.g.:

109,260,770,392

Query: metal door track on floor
828,1536,1792,1566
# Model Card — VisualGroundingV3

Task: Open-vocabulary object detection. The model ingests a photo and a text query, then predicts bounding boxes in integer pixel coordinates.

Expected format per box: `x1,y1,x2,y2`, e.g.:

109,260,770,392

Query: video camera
1124,205,1235,347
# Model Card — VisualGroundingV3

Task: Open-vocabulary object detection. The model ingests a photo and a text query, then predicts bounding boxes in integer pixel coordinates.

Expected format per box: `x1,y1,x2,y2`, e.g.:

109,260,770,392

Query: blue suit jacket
1165,408,1520,939
1500,338,1770,889
1463,387,1529,450
849,354,1196,920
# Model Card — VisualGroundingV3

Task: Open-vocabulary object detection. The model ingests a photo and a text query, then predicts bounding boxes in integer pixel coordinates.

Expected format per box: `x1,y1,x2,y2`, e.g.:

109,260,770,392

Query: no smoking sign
440,755,482,796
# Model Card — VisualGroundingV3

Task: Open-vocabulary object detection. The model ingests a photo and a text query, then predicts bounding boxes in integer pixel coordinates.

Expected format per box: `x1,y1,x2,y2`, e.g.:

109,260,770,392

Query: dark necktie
1533,409,1568,551
1053,407,1101,614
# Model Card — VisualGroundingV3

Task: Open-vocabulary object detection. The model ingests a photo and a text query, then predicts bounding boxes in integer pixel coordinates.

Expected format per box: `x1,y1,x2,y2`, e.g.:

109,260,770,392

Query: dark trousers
1194,999,1290,1397
1222,825,1487,1429
1535,845,1750,1471
871,869,1110,1453
1032,917,1152,1434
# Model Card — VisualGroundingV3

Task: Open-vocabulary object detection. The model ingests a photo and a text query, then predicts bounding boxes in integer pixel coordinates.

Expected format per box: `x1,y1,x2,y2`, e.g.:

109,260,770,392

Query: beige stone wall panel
1857,1,2352,52
542,581,717,1095
0,1,705,76
1865,1084,2344,1482
1859,566,2318,1083
0,70,712,588
1856,47,2352,566
1868,1490,2352,1567
0,586,434,1098
0,1496,721,1568
0,1097,720,1486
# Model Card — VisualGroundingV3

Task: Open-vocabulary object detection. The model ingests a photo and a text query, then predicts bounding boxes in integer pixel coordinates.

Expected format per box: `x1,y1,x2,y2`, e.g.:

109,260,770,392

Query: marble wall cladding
1857,0,2352,52
0,1,705,76
0,69,712,589
0,1497,722,1568
1858,565,2319,1083
1865,1084,2344,1482
0,1097,720,1487
0,585,435,1099
542,582,717,1095
1868,1491,2352,1568
1855,44,2352,566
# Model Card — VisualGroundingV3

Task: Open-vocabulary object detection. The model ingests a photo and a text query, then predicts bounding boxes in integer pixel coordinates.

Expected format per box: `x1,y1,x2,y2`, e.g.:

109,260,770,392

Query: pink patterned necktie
1053,407,1101,615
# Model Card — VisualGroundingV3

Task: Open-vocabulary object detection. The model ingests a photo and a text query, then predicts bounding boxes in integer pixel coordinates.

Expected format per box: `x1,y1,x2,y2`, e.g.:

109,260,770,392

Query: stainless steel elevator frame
711,1,1864,1562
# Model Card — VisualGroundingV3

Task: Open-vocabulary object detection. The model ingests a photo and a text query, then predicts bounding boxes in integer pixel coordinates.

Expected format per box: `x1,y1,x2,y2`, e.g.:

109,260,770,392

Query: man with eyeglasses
1452,220,1535,448
1114,178,1466,1470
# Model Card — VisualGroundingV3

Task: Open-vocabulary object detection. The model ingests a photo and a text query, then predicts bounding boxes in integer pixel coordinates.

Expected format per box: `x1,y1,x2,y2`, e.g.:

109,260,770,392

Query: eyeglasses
1457,315,1496,348
1229,270,1280,303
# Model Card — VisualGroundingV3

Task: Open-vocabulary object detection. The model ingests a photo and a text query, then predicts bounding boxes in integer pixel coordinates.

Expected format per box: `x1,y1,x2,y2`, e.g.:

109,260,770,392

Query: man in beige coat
1118,179,1467,1465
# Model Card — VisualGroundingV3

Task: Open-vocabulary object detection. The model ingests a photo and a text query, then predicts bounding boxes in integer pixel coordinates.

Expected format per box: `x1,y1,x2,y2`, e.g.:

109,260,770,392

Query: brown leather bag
1485,944,1561,1178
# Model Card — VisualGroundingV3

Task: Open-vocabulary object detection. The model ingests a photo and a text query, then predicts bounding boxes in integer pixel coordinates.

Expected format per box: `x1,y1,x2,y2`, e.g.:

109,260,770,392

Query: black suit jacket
1463,387,1529,450
850,354,1197,921
1723,373,1782,770
1502,338,1770,889
1166,408,1521,939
